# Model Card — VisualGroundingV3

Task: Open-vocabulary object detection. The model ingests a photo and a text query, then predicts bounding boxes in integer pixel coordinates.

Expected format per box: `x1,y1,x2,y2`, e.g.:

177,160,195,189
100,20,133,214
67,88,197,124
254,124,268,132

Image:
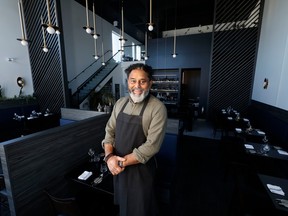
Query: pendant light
172,0,178,58
83,0,93,34
16,0,29,46
93,38,99,59
144,31,148,60
147,0,154,31
41,16,49,52
101,42,105,65
45,0,55,34
172,28,177,58
92,2,100,39
119,0,127,57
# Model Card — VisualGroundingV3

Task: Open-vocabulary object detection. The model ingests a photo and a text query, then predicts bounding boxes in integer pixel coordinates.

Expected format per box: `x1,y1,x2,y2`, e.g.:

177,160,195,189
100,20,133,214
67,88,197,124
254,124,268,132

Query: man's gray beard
129,90,149,103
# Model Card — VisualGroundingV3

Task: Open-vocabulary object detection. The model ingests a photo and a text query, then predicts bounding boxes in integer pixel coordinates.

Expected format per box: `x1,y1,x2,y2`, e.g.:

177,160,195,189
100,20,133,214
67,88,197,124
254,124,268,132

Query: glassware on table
262,136,270,154
100,163,108,173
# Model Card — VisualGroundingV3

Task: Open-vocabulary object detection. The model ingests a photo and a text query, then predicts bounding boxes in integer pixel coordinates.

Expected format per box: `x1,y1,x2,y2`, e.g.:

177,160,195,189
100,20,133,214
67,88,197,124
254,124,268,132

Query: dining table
65,159,113,196
244,142,288,178
258,174,288,214
65,158,120,215
235,128,266,143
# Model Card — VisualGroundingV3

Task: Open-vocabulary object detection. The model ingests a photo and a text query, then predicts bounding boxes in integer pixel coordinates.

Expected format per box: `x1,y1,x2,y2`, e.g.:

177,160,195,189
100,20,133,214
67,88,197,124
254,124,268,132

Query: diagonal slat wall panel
208,0,264,117
23,0,68,114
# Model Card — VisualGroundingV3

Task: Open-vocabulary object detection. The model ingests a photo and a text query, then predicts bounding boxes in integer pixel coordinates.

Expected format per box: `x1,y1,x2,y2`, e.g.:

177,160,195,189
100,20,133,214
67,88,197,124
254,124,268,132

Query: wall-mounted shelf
151,69,180,106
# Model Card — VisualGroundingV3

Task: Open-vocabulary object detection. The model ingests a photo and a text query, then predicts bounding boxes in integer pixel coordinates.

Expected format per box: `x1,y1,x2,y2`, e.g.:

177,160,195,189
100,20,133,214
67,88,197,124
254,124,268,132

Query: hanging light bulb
147,0,154,31
41,0,58,35
119,0,127,58
144,31,149,60
46,0,55,34
92,2,100,39
47,25,55,34
93,36,99,59
172,0,178,58
41,16,49,52
83,0,94,34
43,46,49,53
16,0,30,46
21,39,28,46
101,42,105,65
172,28,178,58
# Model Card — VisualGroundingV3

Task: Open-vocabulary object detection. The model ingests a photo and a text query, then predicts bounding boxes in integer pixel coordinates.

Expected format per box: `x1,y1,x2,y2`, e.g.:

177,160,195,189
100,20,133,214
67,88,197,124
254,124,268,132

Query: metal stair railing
71,51,122,107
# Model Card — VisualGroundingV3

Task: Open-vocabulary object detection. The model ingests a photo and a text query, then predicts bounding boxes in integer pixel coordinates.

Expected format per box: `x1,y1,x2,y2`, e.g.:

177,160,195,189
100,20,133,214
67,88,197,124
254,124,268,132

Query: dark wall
146,33,212,111
246,100,288,146
0,114,109,216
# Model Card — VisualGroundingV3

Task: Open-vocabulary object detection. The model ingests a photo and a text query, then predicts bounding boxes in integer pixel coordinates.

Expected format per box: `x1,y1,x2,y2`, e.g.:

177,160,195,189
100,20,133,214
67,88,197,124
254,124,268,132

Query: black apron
114,97,157,216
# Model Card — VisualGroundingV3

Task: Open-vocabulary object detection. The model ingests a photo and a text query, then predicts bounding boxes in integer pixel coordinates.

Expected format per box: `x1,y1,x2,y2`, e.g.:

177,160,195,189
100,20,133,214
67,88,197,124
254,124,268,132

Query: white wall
0,0,33,98
0,0,141,99
61,0,141,94
252,0,288,111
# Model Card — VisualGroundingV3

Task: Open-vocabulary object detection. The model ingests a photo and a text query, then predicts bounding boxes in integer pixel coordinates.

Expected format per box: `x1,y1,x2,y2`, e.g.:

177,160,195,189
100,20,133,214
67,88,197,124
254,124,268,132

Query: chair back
44,190,83,216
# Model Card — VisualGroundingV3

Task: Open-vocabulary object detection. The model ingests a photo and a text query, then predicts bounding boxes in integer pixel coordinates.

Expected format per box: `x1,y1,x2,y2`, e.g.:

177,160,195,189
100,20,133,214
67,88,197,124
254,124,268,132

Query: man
102,63,167,216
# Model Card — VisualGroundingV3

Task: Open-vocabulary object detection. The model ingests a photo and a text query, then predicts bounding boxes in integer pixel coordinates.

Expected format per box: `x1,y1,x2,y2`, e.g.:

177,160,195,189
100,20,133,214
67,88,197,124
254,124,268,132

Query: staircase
71,60,118,108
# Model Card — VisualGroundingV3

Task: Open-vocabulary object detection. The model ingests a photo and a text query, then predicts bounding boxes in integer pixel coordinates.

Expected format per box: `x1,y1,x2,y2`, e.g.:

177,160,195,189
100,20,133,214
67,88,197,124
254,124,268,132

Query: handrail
68,50,112,84
75,50,121,92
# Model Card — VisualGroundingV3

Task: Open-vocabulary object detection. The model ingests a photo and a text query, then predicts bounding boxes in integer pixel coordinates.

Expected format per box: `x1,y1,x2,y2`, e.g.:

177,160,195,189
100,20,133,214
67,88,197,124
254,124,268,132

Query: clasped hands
106,155,126,175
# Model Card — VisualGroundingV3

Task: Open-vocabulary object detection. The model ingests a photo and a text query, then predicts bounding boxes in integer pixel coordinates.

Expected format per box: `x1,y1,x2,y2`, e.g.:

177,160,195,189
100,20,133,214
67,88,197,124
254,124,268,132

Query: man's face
127,69,152,103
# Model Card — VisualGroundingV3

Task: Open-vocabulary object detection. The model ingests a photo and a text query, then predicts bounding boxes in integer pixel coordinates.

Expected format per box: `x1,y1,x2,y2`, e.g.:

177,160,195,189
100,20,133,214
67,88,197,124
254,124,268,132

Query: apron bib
114,97,157,216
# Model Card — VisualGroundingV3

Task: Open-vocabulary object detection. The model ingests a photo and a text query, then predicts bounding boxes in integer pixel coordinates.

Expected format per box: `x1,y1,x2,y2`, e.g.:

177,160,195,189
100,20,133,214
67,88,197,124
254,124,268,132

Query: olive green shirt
102,95,167,164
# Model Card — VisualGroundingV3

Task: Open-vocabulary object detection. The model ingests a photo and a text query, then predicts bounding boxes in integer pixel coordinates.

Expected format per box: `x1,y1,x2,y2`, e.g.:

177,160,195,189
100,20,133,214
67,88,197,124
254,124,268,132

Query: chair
44,190,83,216
0,174,8,209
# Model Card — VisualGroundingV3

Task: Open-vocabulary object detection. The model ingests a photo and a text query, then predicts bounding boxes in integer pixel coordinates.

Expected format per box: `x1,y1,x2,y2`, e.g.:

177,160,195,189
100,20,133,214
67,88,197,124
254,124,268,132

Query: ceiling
75,0,215,43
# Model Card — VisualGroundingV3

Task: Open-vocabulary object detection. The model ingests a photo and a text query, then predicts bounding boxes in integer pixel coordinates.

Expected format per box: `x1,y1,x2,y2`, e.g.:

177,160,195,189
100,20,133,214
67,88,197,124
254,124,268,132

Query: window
112,31,121,62
136,45,141,61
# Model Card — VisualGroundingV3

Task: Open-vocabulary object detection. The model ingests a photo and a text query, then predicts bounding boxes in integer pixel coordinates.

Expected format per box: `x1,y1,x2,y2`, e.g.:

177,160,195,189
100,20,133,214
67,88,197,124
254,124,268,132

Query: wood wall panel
0,114,110,216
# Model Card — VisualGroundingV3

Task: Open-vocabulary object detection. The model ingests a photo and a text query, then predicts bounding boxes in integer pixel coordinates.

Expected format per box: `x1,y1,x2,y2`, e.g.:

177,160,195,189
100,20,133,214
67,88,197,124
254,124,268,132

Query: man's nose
135,81,141,88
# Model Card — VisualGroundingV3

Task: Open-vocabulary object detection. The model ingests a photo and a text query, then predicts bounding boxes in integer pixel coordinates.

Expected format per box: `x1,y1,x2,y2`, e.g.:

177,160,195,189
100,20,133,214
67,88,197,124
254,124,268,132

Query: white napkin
78,171,92,180
267,184,285,196
235,128,242,133
257,131,265,135
277,149,288,156
244,144,254,149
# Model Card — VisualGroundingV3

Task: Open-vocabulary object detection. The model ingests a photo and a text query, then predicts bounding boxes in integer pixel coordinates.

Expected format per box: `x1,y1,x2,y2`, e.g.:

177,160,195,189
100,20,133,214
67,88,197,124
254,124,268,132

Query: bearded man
102,63,167,216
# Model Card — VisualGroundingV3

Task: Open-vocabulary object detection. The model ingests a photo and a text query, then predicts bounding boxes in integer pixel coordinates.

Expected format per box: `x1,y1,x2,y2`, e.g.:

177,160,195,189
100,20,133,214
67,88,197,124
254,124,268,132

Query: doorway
181,69,201,103
180,69,201,131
